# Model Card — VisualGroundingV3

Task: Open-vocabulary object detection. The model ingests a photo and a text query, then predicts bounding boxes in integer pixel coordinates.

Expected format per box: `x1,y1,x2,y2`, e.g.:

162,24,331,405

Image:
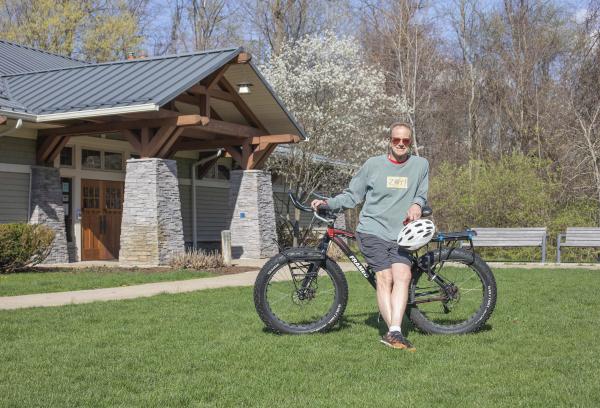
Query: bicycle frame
305,222,477,307
286,191,478,306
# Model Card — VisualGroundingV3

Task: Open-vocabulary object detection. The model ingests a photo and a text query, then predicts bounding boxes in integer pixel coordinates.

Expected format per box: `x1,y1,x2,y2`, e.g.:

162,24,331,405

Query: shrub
430,154,558,231
0,223,55,273
169,249,224,269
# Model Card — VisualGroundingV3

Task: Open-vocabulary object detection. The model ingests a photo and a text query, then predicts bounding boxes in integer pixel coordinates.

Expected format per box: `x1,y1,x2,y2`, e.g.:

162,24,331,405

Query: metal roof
0,40,86,76
0,43,307,140
0,48,241,115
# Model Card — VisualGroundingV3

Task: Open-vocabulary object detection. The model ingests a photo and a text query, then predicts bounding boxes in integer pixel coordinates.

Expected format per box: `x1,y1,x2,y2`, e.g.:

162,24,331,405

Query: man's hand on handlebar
310,199,328,211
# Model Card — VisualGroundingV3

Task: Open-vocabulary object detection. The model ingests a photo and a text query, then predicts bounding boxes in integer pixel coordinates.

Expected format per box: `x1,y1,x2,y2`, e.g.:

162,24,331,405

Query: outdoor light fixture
237,82,253,94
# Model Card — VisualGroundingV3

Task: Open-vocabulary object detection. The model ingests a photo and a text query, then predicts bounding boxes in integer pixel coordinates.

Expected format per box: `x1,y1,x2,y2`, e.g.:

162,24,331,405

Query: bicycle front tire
253,250,349,334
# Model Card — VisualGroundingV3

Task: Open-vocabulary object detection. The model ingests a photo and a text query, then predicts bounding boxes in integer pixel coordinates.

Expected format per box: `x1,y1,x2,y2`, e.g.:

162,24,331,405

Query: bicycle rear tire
254,250,348,334
409,247,497,335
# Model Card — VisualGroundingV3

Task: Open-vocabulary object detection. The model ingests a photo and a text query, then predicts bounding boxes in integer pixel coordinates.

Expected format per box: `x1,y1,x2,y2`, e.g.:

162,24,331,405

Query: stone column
119,158,184,266
228,170,278,258
29,166,69,264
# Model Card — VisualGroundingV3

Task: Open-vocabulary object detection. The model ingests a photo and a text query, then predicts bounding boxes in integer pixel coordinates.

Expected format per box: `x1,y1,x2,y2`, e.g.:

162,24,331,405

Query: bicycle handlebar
288,191,434,225
288,191,334,224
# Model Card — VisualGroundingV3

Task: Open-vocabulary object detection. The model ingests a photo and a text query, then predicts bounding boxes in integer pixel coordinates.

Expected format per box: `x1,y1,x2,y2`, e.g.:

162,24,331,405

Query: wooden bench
556,227,600,263
467,227,548,263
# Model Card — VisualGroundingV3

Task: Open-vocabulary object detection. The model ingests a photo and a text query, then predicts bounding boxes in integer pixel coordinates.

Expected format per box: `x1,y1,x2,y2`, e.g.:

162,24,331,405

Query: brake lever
314,204,334,224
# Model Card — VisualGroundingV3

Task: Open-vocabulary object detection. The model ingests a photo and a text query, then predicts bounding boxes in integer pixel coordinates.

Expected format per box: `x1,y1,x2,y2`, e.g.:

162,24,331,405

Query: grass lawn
1,268,599,407
0,267,216,296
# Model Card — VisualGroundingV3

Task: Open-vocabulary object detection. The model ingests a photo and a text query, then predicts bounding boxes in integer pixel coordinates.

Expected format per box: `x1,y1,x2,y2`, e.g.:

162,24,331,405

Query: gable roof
0,43,307,140
0,40,86,76
0,48,241,118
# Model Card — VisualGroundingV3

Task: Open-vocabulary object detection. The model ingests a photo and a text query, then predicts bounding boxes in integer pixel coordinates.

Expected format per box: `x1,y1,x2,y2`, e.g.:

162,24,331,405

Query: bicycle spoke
265,261,337,327
413,261,485,328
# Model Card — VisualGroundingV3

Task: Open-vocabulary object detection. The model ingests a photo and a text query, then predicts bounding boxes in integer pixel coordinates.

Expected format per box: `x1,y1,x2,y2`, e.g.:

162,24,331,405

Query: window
60,147,73,167
61,178,73,242
82,185,100,209
82,149,101,169
202,157,232,180
104,152,123,170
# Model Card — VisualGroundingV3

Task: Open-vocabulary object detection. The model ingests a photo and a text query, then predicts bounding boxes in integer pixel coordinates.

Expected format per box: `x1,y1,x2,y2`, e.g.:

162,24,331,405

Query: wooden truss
35,52,301,169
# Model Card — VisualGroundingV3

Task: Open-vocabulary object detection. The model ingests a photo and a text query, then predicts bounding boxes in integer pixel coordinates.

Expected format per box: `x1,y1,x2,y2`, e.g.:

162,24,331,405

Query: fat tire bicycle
254,192,497,335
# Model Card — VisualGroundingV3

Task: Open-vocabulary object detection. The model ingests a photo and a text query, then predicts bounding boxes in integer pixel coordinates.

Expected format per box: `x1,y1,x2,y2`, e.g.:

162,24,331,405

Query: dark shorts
356,232,412,273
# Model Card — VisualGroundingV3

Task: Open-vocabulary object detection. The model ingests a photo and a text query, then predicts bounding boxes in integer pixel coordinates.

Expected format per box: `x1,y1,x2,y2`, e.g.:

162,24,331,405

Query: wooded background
1,0,599,260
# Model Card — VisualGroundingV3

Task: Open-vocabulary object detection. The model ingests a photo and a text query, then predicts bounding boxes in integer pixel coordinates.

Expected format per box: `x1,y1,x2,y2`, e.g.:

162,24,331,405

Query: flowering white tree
262,31,410,199
261,32,410,244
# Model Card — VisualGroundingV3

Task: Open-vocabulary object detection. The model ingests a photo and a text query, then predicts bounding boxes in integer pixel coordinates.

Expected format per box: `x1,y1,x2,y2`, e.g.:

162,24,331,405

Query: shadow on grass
258,311,493,336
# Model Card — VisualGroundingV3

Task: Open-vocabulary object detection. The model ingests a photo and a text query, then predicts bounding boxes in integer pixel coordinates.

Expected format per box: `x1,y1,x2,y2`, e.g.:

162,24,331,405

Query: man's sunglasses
391,137,411,146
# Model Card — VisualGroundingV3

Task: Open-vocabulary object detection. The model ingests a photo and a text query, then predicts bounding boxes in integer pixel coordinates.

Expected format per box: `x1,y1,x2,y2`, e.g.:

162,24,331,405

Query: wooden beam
205,64,230,89
37,135,71,164
242,139,253,168
185,119,264,138
188,85,235,102
175,93,199,106
175,134,300,151
253,143,278,169
122,129,142,153
157,127,185,158
37,136,62,164
145,125,176,157
198,93,210,118
224,146,243,166
219,77,268,132
175,138,236,151
236,52,251,64
141,127,150,148
47,136,71,163
39,115,209,138
253,134,300,144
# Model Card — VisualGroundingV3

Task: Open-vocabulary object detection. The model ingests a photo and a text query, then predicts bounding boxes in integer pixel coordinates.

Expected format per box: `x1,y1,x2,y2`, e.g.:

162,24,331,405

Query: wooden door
81,179,124,261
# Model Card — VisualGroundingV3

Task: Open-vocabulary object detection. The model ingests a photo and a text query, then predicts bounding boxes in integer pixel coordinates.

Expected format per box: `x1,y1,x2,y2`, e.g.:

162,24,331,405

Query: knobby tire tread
408,247,497,335
254,251,349,335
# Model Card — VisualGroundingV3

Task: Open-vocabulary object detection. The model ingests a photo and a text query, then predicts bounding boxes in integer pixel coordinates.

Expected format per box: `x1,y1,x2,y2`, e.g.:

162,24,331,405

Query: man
311,122,429,350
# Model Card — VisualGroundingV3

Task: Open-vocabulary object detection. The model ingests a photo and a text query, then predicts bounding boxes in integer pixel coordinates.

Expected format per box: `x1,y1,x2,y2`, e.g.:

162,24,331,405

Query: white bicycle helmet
397,219,436,251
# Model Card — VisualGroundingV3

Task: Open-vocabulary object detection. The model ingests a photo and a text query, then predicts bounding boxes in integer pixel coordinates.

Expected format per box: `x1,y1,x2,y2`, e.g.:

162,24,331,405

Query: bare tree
478,0,566,157
240,0,346,59
358,0,443,158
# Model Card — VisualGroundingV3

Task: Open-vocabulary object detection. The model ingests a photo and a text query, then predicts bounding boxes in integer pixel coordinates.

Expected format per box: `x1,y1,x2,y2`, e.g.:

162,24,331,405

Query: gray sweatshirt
327,154,429,242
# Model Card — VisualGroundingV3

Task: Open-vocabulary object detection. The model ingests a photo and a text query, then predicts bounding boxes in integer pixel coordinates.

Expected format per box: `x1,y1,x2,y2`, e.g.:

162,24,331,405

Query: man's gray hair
389,122,413,137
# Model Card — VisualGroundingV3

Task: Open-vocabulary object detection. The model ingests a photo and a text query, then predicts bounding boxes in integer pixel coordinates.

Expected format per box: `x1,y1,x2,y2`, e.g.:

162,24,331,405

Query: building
0,40,307,266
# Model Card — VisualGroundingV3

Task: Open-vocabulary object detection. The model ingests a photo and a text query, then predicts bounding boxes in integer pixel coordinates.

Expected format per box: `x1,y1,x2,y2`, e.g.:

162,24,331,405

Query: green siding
0,137,36,165
176,158,196,179
179,184,232,243
0,171,29,223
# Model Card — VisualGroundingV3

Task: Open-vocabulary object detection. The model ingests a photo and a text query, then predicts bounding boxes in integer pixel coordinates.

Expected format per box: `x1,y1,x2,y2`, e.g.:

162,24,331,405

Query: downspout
191,149,224,250
0,118,23,138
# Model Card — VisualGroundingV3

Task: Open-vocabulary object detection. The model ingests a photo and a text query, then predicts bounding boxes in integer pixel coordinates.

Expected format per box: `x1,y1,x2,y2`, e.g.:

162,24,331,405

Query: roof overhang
0,103,159,123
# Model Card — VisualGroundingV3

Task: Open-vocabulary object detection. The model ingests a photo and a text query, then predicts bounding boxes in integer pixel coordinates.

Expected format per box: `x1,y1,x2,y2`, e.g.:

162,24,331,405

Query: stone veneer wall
28,166,69,264
228,170,278,258
119,158,184,266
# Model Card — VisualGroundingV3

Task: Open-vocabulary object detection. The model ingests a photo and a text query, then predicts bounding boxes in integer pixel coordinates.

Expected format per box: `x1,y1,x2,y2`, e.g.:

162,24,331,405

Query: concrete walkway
2,259,598,311
0,270,261,311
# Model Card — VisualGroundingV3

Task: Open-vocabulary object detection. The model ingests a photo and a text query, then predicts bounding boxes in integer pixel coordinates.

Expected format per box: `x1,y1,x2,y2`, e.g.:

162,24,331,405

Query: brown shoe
380,331,416,351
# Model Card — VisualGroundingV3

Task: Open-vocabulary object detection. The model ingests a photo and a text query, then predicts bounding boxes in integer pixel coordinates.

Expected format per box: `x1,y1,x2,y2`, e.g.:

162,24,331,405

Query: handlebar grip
316,203,331,216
